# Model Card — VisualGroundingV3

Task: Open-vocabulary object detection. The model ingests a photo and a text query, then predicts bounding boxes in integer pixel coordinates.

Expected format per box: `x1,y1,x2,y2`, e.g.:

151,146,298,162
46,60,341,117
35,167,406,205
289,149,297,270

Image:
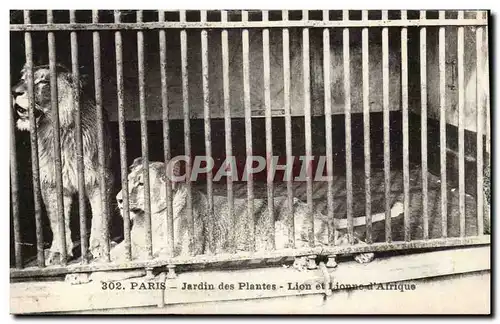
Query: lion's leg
41,185,74,264
88,188,107,260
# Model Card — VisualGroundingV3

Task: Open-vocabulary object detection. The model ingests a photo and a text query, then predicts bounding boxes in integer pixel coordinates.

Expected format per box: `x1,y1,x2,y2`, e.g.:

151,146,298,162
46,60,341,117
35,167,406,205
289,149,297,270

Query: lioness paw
44,249,63,266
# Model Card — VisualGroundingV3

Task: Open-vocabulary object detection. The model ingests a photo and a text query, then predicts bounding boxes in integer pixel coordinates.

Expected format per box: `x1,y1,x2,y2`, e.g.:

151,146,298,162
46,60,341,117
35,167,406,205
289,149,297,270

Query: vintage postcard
9,9,490,314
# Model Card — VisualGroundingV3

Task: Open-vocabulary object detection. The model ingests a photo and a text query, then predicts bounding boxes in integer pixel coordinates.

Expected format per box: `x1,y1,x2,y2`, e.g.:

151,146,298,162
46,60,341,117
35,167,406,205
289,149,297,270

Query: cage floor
199,166,481,242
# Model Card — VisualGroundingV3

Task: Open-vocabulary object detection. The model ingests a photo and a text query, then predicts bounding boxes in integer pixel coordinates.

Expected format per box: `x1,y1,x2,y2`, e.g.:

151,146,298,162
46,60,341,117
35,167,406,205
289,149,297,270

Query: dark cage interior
9,10,490,269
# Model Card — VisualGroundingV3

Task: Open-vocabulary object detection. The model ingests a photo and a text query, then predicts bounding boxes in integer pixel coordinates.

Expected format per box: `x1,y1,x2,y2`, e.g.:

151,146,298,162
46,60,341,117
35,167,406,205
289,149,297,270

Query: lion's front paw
90,248,106,261
354,252,375,264
44,249,63,266
89,239,107,261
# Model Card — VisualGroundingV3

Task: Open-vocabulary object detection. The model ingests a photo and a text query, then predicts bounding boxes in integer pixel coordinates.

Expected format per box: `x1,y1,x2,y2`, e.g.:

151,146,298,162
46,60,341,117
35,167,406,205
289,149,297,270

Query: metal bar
70,10,88,262
439,10,448,238
10,19,489,32
23,10,45,267
180,10,194,254
92,10,110,261
159,10,174,257
221,10,235,252
242,11,255,251
10,236,491,278
420,10,429,240
485,26,490,159
343,10,354,242
282,10,294,249
114,10,131,260
303,10,314,247
10,94,22,268
484,14,490,234
137,10,153,258
201,10,214,242
457,11,466,237
323,10,334,245
47,10,67,264
401,10,410,242
262,10,275,249
476,11,484,236
382,10,391,243
361,10,372,244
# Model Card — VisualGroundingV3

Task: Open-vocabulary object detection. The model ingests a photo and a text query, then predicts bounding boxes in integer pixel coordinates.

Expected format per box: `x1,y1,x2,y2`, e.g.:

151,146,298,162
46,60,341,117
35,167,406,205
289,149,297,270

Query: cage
9,10,490,283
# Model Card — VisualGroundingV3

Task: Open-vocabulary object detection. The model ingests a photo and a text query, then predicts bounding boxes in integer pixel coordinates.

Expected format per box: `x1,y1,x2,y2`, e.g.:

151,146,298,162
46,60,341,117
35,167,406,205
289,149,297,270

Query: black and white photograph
8,8,491,314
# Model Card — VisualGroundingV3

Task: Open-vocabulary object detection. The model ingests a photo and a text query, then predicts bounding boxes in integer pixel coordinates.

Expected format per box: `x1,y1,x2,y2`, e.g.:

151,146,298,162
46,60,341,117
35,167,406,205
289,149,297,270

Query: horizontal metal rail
10,236,490,279
10,18,488,31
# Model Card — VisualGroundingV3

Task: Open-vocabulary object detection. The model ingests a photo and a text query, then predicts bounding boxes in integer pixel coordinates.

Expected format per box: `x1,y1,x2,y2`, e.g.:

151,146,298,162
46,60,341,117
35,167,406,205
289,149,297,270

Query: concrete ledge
10,245,490,314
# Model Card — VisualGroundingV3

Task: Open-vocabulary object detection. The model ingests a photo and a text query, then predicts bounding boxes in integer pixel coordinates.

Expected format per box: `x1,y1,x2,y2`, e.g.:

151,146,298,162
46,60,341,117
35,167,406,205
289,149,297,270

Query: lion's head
116,157,181,222
12,64,79,131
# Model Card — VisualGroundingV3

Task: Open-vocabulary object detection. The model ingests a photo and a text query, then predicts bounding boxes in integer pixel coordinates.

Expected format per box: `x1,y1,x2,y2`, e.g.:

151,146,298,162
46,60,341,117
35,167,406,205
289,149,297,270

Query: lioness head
116,157,181,222
12,64,77,131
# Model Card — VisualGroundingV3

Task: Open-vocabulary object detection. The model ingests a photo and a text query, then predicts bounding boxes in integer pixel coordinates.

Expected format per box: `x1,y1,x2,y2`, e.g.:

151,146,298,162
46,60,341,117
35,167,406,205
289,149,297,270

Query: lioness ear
129,157,143,172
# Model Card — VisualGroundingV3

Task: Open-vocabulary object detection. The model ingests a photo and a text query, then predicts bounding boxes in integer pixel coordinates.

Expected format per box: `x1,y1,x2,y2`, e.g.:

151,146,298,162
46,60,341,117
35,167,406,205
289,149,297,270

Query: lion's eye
138,181,144,186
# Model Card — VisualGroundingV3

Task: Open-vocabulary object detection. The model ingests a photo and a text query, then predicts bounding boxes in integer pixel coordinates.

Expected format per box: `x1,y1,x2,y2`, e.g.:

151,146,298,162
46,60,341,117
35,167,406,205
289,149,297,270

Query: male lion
12,64,113,264
113,160,404,263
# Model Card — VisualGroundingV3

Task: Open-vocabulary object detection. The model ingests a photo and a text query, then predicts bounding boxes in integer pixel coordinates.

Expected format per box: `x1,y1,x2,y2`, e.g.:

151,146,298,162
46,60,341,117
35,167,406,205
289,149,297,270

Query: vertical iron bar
401,10,410,242
457,11,466,237
476,11,484,236
484,14,490,234
92,10,110,261
485,27,490,160
361,10,372,244
420,10,429,240
47,10,67,264
70,10,88,262
242,10,255,250
262,10,275,249
323,10,334,245
439,10,448,238
303,10,314,247
201,10,214,238
382,10,391,243
343,10,354,242
159,10,174,256
486,27,490,235
10,94,22,268
221,10,235,251
137,10,153,258
114,10,131,260
23,10,45,267
282,10,295,248
180,10,194,253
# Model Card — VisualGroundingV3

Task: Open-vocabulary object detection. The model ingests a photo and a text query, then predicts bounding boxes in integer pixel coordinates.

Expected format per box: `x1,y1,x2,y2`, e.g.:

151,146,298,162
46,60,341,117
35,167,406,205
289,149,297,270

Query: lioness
12,64,113,264
113,160,404,262
112,157,208,260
